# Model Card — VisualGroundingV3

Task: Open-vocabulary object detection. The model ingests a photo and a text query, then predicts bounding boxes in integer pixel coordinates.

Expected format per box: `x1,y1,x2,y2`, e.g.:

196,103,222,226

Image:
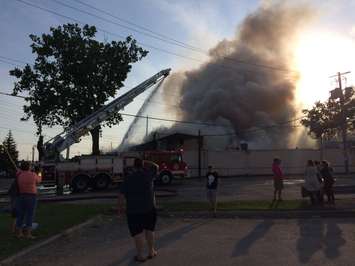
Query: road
7,216,355,266
2,176,355,204
164,176,355,201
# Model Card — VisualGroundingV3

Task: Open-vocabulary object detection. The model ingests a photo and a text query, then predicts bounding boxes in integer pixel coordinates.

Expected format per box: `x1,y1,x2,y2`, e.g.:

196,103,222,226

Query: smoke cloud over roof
159,3,313,148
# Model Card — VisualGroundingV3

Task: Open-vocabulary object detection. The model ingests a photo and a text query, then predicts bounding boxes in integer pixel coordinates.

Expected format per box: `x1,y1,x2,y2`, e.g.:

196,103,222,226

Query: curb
0,215,102,265
38,190,177,203
158,209,355,219
0,190,177,204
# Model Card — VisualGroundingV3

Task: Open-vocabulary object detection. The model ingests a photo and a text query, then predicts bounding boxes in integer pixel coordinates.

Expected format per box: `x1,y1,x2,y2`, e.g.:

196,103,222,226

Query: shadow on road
296,219,346,263
232,220,274,257
108,220,208,266
157,221,207,248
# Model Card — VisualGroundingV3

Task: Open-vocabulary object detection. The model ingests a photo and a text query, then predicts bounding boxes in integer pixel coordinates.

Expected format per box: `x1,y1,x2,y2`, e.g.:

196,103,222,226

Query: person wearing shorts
118,158,157,263
272,158,284,201
16,161,41,239
206,165,219,217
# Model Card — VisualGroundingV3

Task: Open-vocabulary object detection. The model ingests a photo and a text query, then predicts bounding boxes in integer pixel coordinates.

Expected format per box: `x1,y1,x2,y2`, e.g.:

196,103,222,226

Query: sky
0,0,354,159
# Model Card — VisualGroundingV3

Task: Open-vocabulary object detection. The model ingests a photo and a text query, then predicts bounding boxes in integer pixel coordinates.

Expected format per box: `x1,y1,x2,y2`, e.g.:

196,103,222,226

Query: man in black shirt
118,158,157,262
206,165,219,217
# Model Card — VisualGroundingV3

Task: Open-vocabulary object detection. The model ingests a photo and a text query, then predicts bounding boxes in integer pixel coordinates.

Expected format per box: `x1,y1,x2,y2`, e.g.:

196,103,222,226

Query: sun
294,31,355,108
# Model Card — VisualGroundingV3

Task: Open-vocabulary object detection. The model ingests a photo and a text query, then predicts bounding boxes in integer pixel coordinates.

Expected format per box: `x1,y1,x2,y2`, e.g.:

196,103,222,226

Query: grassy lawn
0,203,113,261
160,200,317,212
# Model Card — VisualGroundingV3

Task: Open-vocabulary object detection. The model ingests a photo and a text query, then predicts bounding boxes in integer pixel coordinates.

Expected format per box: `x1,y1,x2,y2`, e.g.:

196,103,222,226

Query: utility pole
146,116,149,138
198,130,202,178
330,71,351,174
66,147,70,160
31,145,35,163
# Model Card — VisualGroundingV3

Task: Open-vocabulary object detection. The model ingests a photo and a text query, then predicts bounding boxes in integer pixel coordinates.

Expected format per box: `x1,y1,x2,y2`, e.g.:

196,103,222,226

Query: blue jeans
16,194,37,229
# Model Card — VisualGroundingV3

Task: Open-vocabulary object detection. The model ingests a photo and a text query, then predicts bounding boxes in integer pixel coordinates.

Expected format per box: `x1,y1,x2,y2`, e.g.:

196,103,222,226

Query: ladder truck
40,69,171,192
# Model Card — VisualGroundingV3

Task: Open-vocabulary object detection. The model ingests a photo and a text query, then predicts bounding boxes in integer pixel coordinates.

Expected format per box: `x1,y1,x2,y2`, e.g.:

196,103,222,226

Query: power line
12,0,203,61
13,0,298,76
0,58,19,67
119,112,229,128
64,0,297,74
52,0,204,53
0,90,306,134
0,55,30,65
72,0,204,52
0,125,35,134
2,59,284,116
203,117,305,137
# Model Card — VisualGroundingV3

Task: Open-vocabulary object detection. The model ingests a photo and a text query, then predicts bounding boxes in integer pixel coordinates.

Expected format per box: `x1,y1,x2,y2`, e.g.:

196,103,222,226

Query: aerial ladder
43,68,171,160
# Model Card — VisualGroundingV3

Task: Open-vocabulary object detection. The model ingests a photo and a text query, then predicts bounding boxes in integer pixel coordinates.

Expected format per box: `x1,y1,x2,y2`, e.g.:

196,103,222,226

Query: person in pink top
272,158,284,201
15,161,42,239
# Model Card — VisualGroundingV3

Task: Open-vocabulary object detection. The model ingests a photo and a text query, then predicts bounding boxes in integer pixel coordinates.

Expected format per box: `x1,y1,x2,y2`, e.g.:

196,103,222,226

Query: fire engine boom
43,68,171,160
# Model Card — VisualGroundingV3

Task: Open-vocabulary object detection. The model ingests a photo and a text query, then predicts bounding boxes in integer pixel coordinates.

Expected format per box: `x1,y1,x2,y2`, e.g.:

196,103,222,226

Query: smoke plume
158,3,313,148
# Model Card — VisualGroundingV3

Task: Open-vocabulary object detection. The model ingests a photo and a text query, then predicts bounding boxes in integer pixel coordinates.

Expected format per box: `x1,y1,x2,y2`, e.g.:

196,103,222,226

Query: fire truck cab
142,150,188,185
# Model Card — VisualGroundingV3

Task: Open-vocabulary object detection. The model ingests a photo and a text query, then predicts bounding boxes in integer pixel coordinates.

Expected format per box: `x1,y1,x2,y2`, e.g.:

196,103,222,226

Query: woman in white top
304,160,321,205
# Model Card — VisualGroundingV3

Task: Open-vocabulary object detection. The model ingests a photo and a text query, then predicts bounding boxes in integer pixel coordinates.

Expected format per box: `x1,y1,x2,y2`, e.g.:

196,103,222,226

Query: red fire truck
41,150,188,192
41,156,158,192
142,150,188,185
39,69,174,192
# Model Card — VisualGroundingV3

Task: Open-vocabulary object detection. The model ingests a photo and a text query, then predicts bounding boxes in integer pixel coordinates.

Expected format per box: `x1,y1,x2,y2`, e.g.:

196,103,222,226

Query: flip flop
134,256,146,263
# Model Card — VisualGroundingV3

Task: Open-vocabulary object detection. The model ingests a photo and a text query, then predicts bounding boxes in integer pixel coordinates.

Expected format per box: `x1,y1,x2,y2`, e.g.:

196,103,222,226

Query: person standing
15,161,42,239
206,165,219,217
272,158,284,201
321,160,335,204
118,158,157,263
303,160,322,205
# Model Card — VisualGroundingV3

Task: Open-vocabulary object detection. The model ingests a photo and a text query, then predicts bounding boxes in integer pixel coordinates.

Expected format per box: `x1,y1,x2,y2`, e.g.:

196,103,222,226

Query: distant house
130,133,202,151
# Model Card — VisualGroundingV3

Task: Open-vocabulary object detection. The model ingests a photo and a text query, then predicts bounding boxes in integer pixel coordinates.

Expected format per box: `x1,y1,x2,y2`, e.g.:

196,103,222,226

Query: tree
301,101,337,141
10,23,148,156
0,131,19,174
302,87,355,171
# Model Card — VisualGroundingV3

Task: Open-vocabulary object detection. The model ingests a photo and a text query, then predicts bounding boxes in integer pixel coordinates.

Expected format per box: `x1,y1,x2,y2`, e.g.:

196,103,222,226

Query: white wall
183,148,354,177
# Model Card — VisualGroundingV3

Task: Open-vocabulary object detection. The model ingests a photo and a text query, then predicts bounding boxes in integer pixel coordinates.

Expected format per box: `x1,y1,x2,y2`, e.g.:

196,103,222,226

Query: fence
184,148,355,177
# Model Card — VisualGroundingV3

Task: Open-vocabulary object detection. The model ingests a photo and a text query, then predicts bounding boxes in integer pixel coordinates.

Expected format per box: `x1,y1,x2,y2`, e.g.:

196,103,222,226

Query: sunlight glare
294,31,355,108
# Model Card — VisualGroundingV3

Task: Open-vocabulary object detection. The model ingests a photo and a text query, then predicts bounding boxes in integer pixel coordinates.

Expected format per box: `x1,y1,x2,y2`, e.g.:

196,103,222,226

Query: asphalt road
165,176,355,201
2,176,355,203
7,216,355,266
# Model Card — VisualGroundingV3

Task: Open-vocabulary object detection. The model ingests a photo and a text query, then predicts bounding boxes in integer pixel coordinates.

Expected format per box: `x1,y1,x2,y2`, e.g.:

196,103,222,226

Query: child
272,158,284,201
206,165,219,217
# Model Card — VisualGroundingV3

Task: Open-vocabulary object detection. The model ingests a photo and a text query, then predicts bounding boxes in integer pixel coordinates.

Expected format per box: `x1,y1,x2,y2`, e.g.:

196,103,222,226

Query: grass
0,203,113,261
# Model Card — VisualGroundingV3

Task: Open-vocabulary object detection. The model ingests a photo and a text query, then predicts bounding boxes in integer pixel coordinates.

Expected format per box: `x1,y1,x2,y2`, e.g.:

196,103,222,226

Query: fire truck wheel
72,175,90,193
159,172,172,185
94,174,110,190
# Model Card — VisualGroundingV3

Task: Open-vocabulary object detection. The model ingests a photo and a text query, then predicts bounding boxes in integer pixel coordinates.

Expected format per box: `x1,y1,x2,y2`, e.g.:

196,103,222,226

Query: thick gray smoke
159,3,313,148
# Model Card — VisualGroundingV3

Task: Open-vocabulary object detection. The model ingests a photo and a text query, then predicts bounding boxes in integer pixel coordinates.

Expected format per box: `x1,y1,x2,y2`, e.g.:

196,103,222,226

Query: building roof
130,133,199,151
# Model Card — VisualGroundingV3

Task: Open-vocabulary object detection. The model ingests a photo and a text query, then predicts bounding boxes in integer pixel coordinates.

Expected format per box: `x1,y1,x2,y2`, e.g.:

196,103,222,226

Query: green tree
301,101,337,141
301,86,355,141
302,87,354,173
10,23,148,155
0,131,19,174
